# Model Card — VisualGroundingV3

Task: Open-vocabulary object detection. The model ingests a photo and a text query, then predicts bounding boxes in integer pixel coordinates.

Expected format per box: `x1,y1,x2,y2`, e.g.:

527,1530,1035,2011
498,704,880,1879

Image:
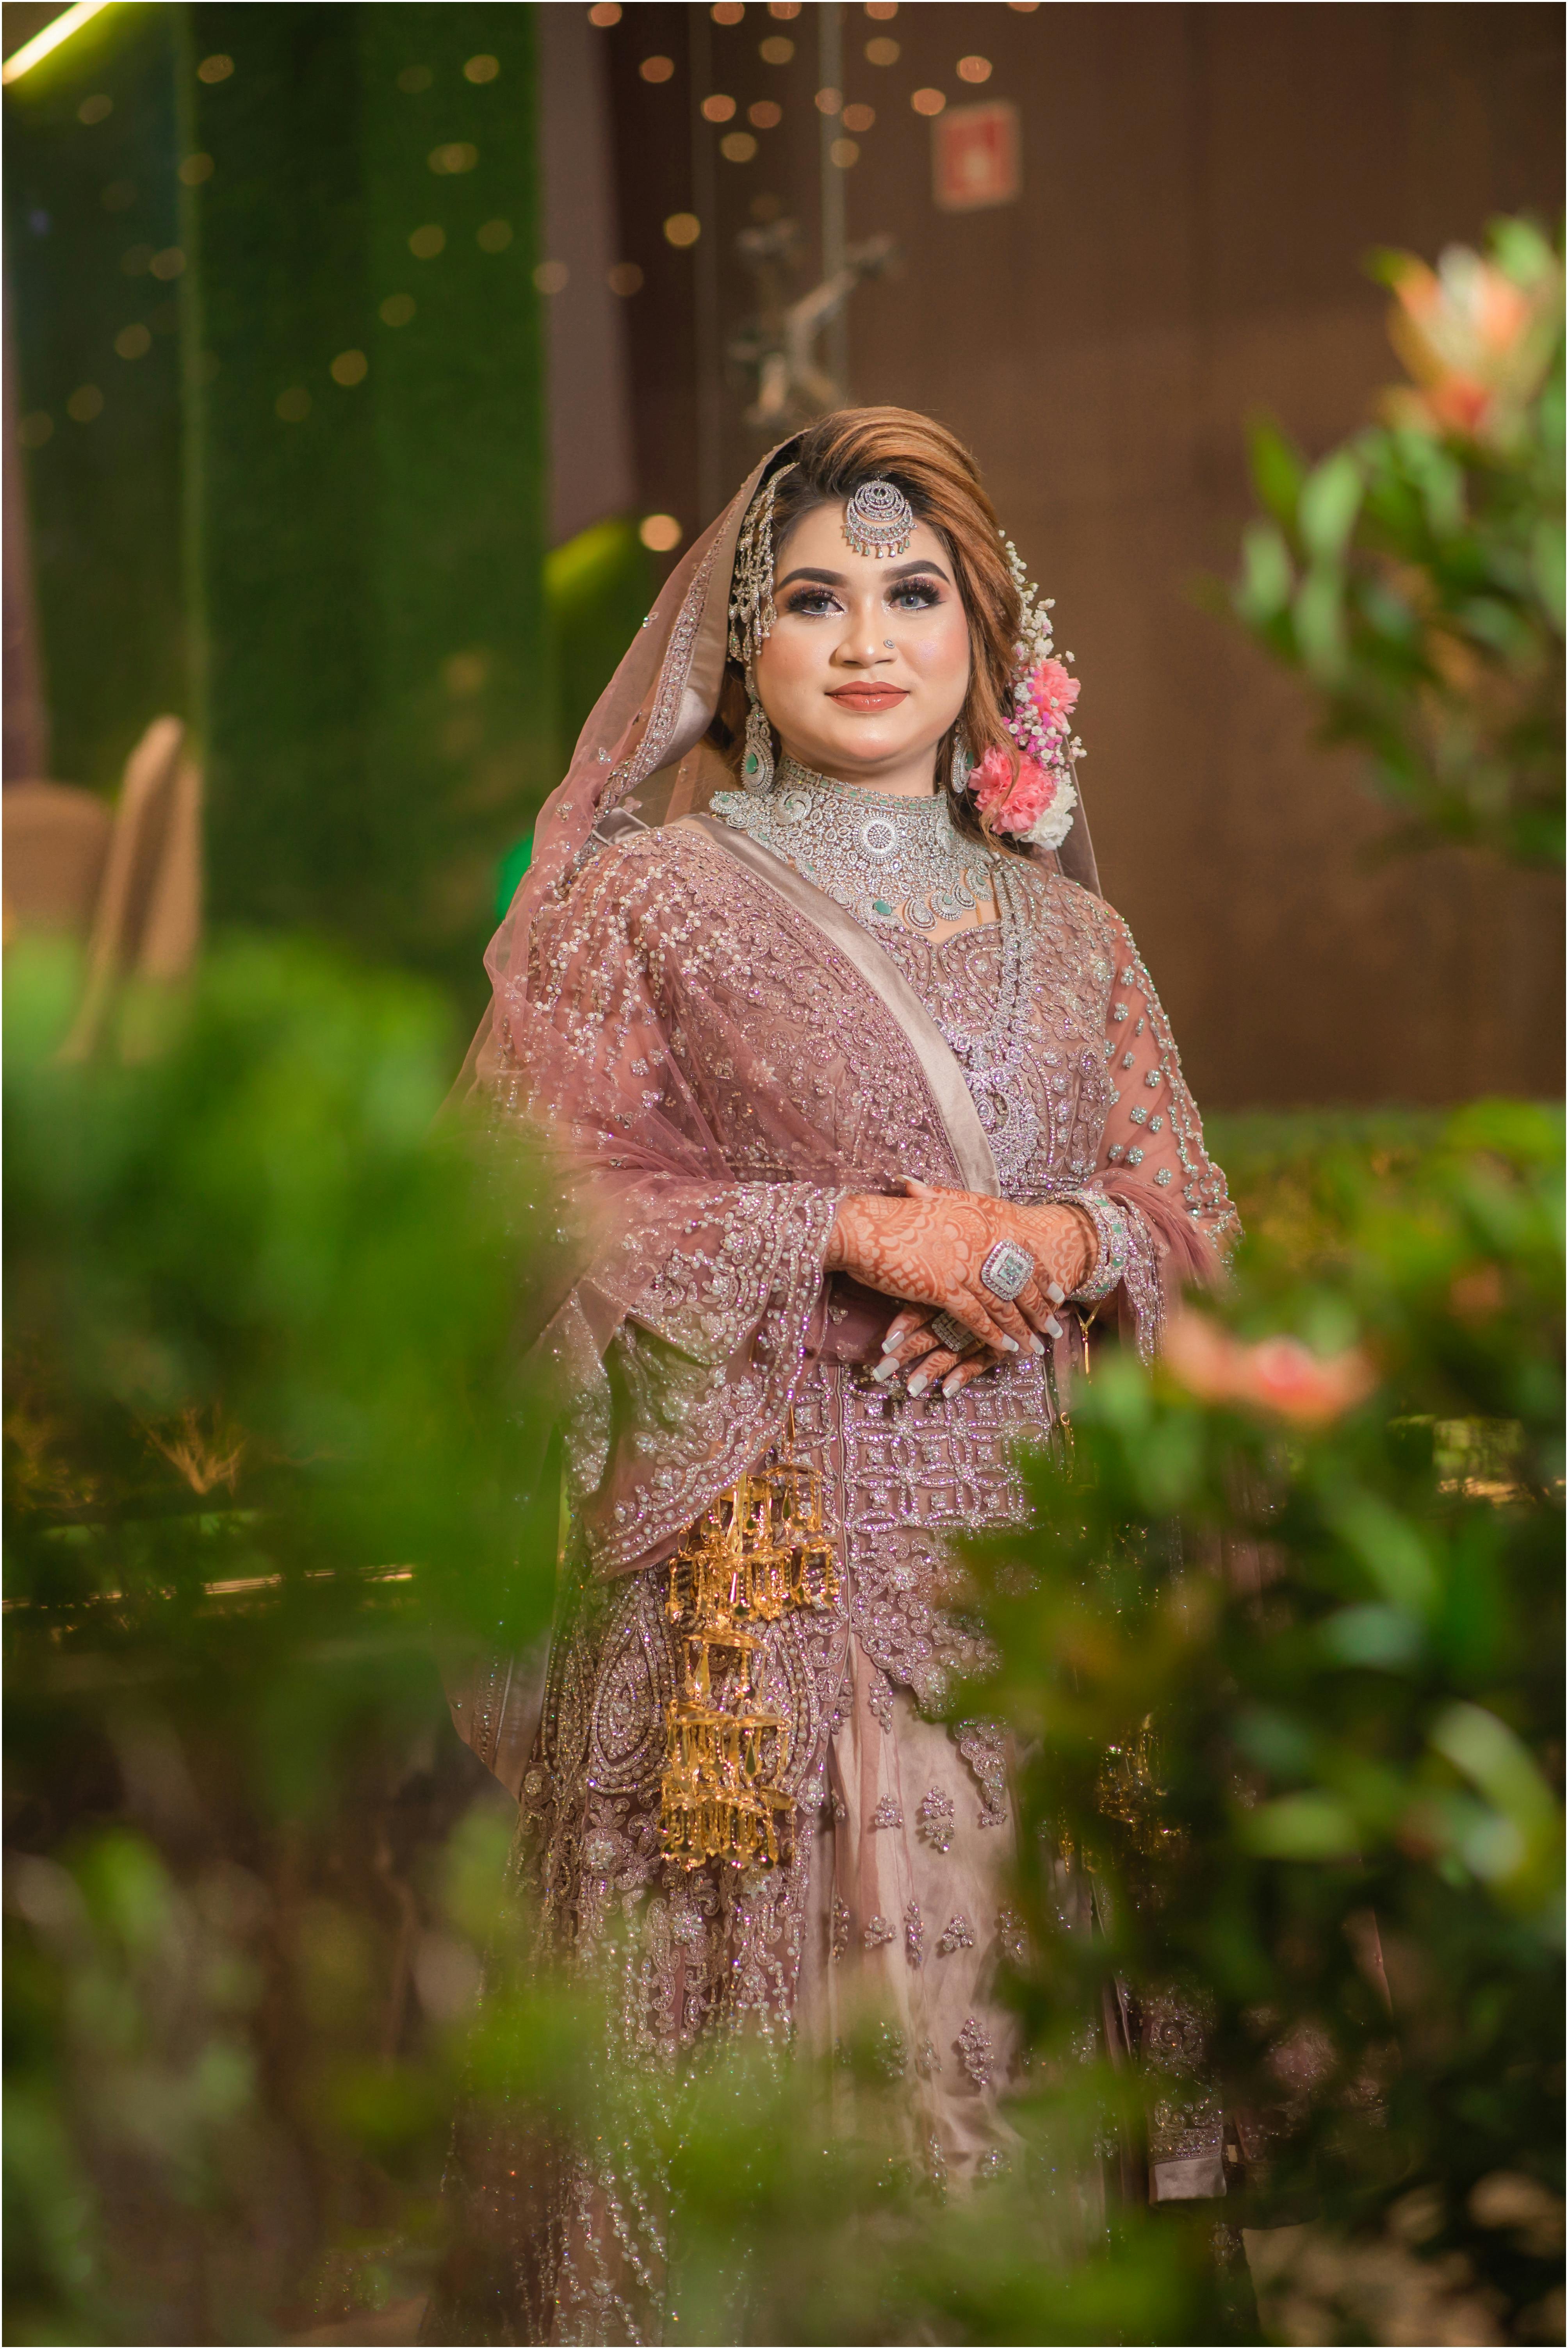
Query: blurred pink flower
1164,1314,1377,1427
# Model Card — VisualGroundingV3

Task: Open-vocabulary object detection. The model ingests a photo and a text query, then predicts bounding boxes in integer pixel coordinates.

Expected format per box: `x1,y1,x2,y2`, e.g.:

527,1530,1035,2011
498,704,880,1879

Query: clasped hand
823,1178,1097,1397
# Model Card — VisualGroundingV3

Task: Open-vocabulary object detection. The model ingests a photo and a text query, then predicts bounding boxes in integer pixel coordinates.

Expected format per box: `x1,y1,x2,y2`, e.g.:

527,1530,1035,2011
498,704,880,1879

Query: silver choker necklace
711,757,995,931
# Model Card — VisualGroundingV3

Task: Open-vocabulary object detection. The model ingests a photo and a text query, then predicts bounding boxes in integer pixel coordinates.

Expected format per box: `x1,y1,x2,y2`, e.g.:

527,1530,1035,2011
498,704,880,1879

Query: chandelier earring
949,724,975,796
741,670,775,795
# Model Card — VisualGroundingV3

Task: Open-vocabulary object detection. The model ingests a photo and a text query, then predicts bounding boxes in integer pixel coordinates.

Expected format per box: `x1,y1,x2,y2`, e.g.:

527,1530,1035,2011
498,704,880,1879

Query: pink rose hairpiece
968,535,1082,852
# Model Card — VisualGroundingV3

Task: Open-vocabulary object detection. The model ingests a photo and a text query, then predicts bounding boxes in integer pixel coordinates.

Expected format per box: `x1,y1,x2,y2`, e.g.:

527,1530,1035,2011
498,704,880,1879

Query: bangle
1053,1189,1131,1306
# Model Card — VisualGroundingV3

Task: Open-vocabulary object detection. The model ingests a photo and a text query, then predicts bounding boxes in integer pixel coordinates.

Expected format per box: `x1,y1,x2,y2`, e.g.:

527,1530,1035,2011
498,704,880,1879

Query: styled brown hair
712,406,1026,846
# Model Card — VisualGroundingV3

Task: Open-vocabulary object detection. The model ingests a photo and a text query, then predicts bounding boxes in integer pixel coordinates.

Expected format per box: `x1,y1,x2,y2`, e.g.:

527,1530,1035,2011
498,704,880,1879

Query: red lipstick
827,685,909,712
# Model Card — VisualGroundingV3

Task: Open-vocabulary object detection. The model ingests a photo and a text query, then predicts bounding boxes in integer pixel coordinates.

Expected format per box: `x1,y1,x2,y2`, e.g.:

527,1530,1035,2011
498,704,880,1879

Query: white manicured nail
881,1330,902,1353
1029,1335,1045,1356
1046,1281,1066,1306
942,1371,964,1398
1001,1335,1019,1353
1045,1315,1064,1340
872,1356,899,1383
907,1373,928,1396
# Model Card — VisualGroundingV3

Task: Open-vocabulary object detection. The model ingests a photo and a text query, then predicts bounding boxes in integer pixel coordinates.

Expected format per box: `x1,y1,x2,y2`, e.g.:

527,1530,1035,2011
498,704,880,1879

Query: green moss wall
7,4,548,1001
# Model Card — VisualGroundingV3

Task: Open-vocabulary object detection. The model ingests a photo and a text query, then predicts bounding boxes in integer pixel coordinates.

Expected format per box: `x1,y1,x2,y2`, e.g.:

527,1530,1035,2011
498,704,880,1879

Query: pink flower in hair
1024,657,1080,734
971,746,1078,852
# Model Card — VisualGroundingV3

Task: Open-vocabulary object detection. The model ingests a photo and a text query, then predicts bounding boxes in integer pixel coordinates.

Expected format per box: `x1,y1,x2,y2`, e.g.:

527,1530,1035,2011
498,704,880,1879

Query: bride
433,408,1238,2343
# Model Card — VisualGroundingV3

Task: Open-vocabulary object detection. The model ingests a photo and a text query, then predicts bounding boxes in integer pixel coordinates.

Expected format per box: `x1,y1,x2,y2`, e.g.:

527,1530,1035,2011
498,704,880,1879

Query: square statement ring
979,1239,1034,1302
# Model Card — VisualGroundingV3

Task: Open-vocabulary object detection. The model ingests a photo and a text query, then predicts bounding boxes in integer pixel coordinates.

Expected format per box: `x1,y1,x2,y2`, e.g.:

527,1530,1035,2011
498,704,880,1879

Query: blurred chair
4,715,203,1053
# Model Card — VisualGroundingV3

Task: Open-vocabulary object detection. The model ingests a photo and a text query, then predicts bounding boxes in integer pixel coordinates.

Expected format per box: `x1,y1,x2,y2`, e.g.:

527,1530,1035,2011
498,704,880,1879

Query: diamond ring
979,1239,1034,1302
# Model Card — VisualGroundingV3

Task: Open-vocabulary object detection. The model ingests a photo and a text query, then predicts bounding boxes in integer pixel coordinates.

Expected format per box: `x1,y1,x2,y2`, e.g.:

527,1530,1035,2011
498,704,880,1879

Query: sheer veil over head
461,418,1101,1098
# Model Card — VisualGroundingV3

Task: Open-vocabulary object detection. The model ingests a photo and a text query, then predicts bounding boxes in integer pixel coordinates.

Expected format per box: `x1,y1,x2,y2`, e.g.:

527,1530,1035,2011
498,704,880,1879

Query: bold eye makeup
780,585,845,618
887,573,944,611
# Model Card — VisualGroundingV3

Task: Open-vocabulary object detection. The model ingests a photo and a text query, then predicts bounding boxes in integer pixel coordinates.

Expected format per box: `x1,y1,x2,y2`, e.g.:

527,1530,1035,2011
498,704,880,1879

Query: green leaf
1298,449,1365,560
1235,519,1295,623
1240,1793,1361,1858
1247,416,1307,530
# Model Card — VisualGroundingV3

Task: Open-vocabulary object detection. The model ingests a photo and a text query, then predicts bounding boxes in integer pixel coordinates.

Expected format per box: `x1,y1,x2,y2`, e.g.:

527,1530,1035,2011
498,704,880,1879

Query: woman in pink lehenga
432,409,1238,2344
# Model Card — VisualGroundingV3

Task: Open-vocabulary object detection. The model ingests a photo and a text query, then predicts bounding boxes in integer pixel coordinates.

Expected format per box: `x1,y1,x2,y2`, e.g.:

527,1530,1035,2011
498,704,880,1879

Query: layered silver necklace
711,757,995,932
712,760,1044,1189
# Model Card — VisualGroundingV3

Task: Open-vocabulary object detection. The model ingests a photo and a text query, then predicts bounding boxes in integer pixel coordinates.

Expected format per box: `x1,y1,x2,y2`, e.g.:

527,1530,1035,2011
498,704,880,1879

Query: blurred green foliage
545,516,659,768
1231,217,1564,866
4,939,557,2342
492,516,662,914
966,1099,1564,2342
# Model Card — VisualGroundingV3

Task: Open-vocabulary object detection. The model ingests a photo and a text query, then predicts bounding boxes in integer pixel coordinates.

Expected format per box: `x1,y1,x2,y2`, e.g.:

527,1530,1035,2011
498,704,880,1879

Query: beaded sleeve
1058,909,1238,1358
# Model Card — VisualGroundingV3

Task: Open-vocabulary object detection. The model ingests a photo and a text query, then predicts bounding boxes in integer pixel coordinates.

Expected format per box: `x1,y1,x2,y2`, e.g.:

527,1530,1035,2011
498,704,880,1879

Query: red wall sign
933,100,1022,213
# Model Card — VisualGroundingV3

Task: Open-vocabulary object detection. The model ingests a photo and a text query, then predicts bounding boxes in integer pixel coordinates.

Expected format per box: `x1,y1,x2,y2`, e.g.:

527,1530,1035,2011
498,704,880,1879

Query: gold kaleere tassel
659,1416,839,1871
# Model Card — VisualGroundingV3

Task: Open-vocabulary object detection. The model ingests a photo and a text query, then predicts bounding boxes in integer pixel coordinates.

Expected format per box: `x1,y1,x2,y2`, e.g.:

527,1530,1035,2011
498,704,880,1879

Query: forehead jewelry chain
843,478,915,560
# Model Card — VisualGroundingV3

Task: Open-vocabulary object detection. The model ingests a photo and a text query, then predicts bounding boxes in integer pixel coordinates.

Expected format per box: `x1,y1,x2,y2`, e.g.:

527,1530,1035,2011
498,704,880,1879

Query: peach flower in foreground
1382,240,1561,448
1163,1313,1378,1427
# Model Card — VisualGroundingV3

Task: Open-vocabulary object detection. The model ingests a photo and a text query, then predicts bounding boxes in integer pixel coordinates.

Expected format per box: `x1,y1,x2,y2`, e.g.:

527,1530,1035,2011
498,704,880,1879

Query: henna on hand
827,1181,1102,1395
851,1187,1101,1396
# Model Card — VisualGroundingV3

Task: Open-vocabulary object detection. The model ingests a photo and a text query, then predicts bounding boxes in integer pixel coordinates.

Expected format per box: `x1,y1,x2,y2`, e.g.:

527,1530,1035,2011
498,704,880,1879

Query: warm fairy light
748,98,781,127
78,92,112,121
956,55,992,82
428,141,477,174
710,1,744,19
842,101,874,132
639,53,675,82
864,36,900,65
476,218,512,251
463,54,499,82
864,1,898,15
829,137,859,168
814,85,842,113
759,36,793,64
66,385,104,422
587,2,622,23
408,224,445,257
720,131,757,162
397,64,431,91
380,293,416,325
148,246,185,280
276,388,310,422
330,349,368,386
2,0,114,82
640,515,683,551
607,260,644,294
196,52,233,83
910,86,945,115
177,152,214,185
700,92,736,121
767,1,801,15
533,260,569,294
114,323,150,358
1007,3,1041,11
663,212,701,247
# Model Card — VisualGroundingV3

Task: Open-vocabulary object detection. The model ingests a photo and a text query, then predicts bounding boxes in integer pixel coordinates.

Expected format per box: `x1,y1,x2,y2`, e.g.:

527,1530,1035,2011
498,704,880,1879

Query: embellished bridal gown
435,772,1238,2344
